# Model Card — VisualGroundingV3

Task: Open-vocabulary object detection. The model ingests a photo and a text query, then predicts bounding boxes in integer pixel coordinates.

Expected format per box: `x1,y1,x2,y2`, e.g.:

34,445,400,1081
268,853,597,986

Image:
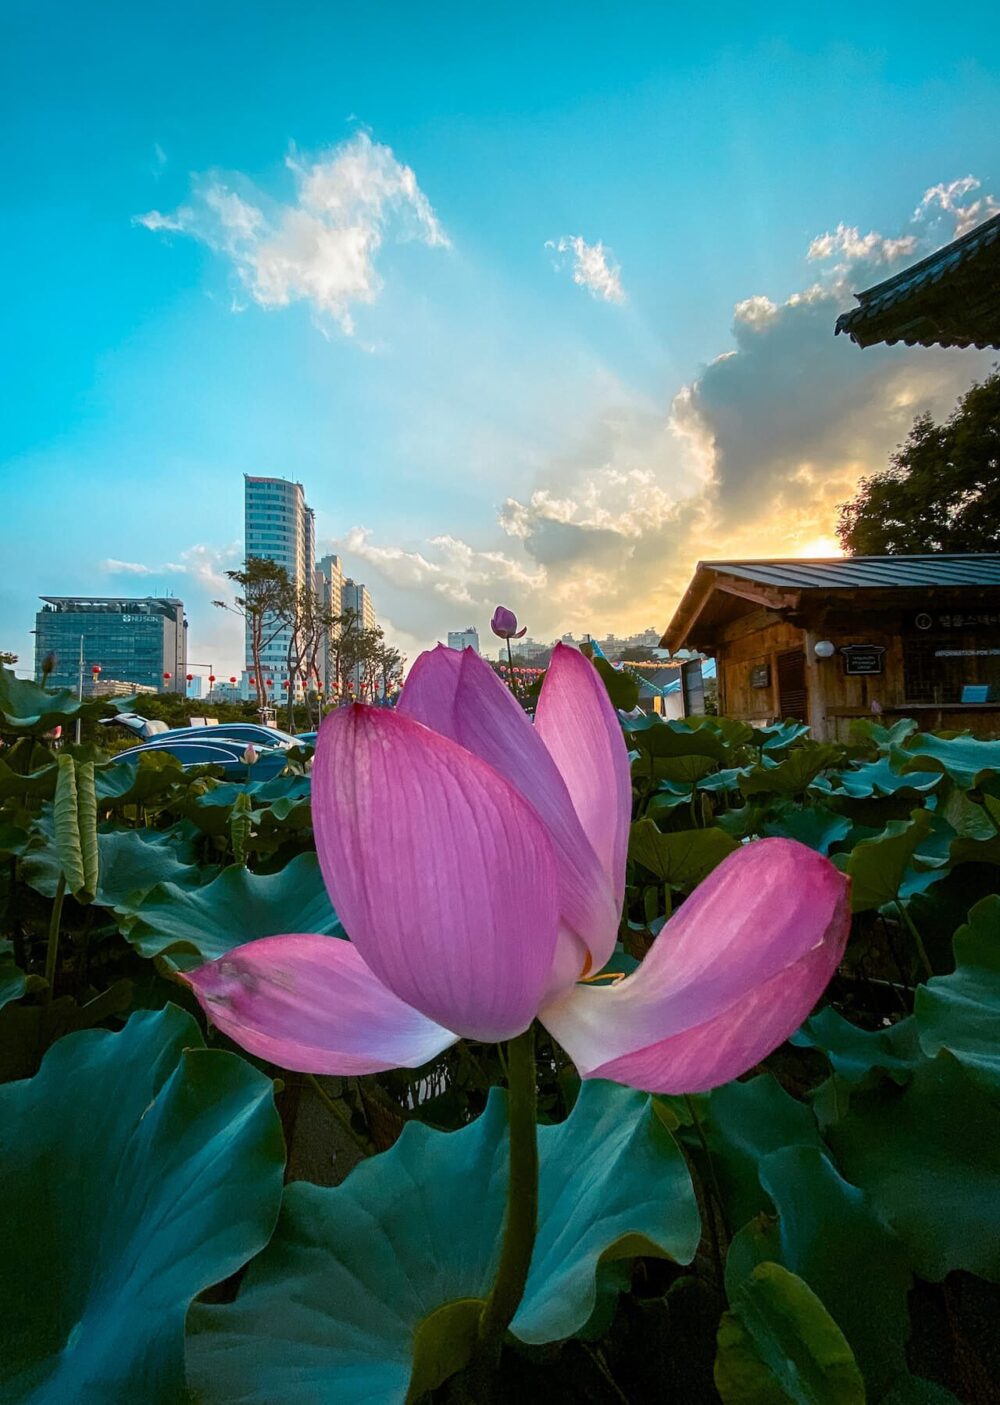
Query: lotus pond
1,657,998,1404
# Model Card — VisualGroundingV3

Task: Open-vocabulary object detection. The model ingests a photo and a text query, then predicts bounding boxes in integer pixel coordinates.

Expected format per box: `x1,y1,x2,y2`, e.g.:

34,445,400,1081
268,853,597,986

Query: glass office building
34,597,187,694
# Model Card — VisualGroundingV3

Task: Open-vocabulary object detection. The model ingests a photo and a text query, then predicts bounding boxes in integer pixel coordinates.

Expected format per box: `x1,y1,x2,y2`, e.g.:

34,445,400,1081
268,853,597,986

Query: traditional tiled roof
835,213,1000,349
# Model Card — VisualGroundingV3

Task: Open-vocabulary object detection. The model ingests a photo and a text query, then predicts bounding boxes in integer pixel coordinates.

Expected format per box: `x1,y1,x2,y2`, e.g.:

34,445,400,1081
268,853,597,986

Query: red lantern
281,681,288,691
249,674,256,685
208,675,216,684
266,678,273,686
185,673,193,682
229,676,237,685
91,665,101,676
163,672,172,682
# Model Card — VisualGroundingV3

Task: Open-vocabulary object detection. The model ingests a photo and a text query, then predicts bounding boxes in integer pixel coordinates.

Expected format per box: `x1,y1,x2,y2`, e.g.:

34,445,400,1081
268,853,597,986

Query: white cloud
807,224,918,265
914,175,1000,236
136,132,449,334
546,235,625,303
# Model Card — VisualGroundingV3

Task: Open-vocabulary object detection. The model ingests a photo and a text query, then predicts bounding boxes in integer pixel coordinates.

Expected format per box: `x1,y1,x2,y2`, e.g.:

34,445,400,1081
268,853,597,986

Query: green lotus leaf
187,1080,700,1403
895,733,1000,790
591,656,640,711
704,1074,825,1229
726,1148,912,1400
814,756,942,800
915,896,1000,1090
760,804,852,855
622,715,728,761
826,1050,1000,1282
22,818,205,909
0,667,110,734
94,750,190,805
0,1005,284,1403
750,720,813,753
740,746,843,797
792,1006,920,1090
630,820,739,891
838,809,938,912
715,1261,865,1405
120,850,342,966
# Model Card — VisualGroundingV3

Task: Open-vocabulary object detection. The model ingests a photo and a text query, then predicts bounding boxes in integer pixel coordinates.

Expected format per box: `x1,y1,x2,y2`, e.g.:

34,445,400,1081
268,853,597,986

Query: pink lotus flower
184,645,849,1093
491,605,527,640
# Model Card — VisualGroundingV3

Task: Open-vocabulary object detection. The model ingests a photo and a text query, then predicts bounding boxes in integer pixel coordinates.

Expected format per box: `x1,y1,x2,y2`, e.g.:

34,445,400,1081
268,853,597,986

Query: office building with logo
34,596,187,694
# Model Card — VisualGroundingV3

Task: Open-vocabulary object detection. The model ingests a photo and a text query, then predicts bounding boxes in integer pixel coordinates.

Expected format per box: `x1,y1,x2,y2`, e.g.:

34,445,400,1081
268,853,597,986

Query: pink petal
399,646,619,976
540,839,850,1093
184,935,458,1074
534,643,632,908
312,704,560,1042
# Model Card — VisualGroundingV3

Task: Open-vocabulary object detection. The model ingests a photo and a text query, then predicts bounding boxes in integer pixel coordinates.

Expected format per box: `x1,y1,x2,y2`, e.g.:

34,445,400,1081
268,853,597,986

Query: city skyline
2,5,999,678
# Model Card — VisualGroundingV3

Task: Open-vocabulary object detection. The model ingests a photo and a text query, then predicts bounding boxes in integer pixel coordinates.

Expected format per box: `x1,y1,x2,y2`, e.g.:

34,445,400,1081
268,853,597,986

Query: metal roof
705,555,1000,590
835,213,1000,349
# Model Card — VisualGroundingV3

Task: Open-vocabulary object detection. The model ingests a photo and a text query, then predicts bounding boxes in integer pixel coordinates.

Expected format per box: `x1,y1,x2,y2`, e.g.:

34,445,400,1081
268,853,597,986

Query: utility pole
74,635,84,745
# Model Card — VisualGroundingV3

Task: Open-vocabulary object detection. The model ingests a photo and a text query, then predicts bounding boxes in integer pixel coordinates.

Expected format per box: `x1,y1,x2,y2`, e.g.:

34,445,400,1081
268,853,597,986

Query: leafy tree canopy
837,368,1000,555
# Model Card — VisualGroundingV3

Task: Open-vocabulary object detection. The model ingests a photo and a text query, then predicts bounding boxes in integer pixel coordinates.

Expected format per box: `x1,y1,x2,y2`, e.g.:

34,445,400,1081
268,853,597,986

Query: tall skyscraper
34,596,187,693
315,553,345,693
341,578,376,696
447,627,480,654
243,475,315,680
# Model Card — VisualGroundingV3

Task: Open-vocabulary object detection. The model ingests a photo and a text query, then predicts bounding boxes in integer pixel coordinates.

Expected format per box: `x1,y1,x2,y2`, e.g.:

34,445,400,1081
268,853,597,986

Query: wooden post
803,631,829,740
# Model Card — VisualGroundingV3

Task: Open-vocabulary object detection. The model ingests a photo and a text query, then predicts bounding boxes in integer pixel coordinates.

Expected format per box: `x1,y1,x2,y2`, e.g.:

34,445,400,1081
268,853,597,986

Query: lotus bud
243,744,258,766
491,605,527,640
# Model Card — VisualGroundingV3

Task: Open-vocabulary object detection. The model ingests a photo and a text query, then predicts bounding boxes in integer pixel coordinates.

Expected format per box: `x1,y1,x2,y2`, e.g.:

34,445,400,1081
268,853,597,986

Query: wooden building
660,555,1000,740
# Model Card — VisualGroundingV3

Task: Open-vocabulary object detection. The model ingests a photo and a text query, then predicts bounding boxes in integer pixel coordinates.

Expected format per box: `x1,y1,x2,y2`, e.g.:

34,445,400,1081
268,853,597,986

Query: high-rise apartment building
243,475,315,679
315,553,346,692
447,627,480,654
34,597,187,693
341,578,376,695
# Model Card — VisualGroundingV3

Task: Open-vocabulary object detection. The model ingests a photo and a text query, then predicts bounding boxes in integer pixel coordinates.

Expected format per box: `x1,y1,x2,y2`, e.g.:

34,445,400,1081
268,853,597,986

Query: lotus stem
43,874,66,1004
894,899,933,981
478,1023,538,1362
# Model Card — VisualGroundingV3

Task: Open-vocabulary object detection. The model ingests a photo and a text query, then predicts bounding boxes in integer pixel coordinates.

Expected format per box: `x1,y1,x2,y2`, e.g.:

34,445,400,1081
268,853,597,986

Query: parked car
114,733,292,780
103,716,302,750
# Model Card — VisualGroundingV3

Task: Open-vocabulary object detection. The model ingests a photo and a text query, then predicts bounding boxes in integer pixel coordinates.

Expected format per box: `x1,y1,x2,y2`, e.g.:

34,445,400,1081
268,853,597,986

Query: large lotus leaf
714,1261,865,1405
94,750,191,805
591,656,640,711
750,720,813,753
848,717,917,751
121,851,342,966
740,746,843,797
187,1080,699,1403
654,753,719,784
0,668,110,734
814,756,942,801
914,896,1000,1090
792,1006,920,1089
630,819,738,891
893,733,1000,790
704,1074,824,1229
686,714,756,747
0,1004,284,1403
826,1050,1000,1282
838,810,936,911
21,818,204,909
726,1148,913,1400
622,715,728,761
761,804,852,855
0,750,58,801
698,767,753,794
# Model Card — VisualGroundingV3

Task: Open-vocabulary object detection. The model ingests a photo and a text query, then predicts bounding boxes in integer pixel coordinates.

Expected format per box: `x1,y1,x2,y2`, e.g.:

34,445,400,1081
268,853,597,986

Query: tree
837,369,1000,555
213,558,292,712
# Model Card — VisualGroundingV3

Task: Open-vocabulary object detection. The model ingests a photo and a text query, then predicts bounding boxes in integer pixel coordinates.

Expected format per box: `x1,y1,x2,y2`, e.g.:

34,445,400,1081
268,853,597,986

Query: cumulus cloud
136,132,448,333
546,235,625,303
342,177,996,655
914,175,999,235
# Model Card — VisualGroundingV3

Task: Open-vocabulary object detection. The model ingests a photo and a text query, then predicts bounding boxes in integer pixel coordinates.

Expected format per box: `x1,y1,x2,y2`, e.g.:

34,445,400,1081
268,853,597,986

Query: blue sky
2,1,998,672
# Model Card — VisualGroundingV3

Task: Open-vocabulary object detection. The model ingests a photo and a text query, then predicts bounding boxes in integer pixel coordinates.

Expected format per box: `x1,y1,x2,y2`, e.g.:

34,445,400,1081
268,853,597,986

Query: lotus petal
399,646,618,976
540,839,850,1093
313,705,560,1042
185,934,458,1074
535,643,631,912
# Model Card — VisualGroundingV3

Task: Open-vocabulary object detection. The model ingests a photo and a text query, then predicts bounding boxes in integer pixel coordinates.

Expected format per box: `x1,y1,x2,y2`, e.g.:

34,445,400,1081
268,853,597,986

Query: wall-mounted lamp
813,640,835,659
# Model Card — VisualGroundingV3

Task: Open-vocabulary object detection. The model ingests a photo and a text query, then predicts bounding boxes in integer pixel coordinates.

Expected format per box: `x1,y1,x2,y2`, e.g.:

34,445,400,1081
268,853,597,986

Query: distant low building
34,596,187,694
91,679,158,698
447,627,480,654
